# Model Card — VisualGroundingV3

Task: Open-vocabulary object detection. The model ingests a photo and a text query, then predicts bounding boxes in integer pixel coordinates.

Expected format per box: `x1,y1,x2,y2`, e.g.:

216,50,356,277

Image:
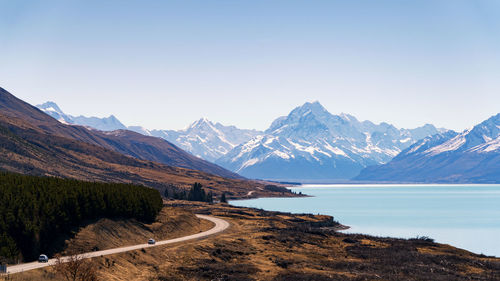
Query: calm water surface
230,184,500,257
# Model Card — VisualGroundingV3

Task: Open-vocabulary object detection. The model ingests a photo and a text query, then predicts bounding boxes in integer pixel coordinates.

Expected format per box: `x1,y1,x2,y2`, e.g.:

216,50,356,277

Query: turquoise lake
230,184,500,257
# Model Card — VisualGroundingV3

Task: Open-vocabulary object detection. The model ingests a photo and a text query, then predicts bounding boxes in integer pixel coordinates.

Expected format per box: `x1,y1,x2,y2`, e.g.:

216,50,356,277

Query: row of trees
0,172,163,263
164,182,227,203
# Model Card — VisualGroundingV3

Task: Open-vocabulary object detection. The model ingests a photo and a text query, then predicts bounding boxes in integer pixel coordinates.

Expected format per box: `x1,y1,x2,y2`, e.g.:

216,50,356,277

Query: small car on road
148,238,156,245
38,254,49,263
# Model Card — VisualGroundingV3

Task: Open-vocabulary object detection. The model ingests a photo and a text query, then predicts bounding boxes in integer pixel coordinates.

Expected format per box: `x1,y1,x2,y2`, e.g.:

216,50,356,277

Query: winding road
5,214,229,275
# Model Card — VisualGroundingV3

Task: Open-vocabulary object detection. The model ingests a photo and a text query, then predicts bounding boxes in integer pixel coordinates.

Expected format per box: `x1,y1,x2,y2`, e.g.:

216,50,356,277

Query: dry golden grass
62,207,214,255
6,201,500,281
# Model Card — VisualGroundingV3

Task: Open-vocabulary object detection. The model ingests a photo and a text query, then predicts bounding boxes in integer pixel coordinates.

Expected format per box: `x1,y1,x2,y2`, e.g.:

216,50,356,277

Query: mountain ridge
355,113,500,183
5,88,240,179
216,101,443,181
145,118,262,162
36,99,452,182
37,101,128,130
37,101,262,162
0,87,294,198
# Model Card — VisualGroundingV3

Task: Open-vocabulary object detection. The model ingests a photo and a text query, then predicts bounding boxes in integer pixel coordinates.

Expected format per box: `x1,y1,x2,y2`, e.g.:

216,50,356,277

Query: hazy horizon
2,0,500,131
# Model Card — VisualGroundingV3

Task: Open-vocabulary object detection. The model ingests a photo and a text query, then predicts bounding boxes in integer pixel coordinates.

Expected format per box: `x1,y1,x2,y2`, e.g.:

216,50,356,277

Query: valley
3,2,500,280
1,87,500,280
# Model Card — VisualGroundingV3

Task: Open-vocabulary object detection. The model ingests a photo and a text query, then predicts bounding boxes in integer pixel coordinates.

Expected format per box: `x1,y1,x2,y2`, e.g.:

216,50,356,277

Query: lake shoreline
231,183,500,258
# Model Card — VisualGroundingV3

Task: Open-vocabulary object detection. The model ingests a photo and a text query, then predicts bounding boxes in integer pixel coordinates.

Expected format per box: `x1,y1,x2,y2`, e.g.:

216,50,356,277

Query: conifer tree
0,172,163,262
221,192,227,203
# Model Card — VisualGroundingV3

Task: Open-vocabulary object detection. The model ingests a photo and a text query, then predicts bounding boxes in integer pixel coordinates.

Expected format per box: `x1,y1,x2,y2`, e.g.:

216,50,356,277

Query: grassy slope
9,202,500,281
63,207,214,255
0,114,292,198
4,207,213,281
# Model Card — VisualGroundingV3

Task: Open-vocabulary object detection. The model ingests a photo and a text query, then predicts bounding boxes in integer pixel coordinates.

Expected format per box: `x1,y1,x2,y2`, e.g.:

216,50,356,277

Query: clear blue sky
1,0,499,131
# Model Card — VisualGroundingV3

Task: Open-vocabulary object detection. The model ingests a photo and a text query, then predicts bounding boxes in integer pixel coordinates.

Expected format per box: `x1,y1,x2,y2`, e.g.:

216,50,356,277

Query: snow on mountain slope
36,101,73,124
470,137,500,153
37,102,127,131
38,101,261,162
36,100,452,182
146,118,262,162
216,101,441,181
355,113,500,183
401,113,500,157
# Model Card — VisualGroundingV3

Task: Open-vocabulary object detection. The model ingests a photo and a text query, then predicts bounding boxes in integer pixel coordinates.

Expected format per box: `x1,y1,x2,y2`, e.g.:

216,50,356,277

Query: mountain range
355,113,500,183
0,88,286,199
36,98,500,183
216,102,442,181
33,101,239,179
132,119,262,162
37,101,127,131
37,102,261,162
37,100,445,182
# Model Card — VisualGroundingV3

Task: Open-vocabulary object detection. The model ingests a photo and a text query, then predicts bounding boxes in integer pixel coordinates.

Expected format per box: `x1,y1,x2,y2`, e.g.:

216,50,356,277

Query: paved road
5,214,229,274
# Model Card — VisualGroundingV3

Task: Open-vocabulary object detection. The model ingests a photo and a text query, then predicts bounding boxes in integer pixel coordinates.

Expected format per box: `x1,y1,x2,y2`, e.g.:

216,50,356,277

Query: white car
38,254,49,263
148,238,156,245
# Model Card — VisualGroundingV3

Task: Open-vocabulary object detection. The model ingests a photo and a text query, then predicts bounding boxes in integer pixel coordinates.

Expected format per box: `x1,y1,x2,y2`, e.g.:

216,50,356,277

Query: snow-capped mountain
37,102,127,131
141,119,262,162
355,113,500,183
216,101,442,181
36,102,73,124
38,101,262,162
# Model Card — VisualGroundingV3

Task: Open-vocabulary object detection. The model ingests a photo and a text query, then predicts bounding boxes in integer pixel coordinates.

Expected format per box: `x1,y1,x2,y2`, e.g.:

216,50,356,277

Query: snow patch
408,139,428,154
399,138,411,143
427,133,467,155
44,107,58,112
272,150,291,159
238,158,260,171
470,137,500,153
323,141,348,157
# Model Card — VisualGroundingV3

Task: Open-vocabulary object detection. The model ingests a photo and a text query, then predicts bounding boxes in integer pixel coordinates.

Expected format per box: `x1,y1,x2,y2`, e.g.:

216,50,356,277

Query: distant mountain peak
37,101,64,114
35,100,264,163
145,118,263,162
36,101,127,131
292,101,329,117
187,117,214,129
196,117,210,123
217,102,443,181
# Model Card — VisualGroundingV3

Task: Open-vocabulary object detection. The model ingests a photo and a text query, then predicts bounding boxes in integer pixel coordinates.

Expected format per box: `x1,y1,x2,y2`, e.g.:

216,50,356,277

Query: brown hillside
0,87,240,179
0,111,287,198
